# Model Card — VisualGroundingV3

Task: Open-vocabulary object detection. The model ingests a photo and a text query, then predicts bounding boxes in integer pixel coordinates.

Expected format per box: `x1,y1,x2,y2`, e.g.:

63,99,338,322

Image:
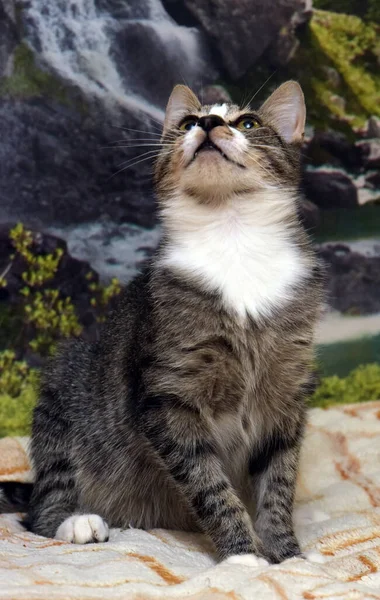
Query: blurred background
0,0,380,434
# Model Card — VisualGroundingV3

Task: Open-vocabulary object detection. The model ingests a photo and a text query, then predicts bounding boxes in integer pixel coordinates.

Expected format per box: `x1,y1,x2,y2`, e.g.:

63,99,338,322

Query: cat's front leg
139,393,265,561
249,421,304,564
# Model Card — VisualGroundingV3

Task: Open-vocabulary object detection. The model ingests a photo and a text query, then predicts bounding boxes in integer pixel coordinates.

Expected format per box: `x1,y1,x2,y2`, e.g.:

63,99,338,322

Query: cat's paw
223,554,270,568
55,514,109,544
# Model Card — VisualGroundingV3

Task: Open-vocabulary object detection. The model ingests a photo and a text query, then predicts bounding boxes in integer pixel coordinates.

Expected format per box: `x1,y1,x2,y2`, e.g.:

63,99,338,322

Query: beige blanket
1,401,380,599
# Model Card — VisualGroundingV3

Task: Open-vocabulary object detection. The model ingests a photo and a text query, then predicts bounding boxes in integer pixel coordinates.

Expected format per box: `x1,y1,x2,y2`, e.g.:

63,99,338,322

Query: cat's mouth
192,140,245,169
194,140,227,160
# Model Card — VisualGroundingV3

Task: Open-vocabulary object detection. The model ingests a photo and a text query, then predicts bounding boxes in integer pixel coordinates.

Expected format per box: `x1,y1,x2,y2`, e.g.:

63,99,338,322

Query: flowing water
23,0,214,120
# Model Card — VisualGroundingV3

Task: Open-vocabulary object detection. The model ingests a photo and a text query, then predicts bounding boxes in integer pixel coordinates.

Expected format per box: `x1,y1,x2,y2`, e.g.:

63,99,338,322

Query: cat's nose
198,115,225,132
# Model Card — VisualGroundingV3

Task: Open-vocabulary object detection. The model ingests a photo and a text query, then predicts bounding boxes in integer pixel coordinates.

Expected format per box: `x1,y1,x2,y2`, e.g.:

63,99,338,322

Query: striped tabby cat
1,81,323,566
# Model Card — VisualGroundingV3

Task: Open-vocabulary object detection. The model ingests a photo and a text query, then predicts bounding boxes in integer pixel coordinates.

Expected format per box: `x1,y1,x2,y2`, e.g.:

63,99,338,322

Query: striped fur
3,82,323,563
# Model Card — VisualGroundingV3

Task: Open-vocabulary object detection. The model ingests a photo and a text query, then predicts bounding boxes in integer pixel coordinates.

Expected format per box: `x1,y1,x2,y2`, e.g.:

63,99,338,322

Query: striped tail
0,482,33,512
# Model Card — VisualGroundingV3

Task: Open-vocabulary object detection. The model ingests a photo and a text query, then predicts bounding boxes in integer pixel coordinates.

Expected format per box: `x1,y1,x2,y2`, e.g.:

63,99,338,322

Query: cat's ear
163,85,201,136
258,81,306,143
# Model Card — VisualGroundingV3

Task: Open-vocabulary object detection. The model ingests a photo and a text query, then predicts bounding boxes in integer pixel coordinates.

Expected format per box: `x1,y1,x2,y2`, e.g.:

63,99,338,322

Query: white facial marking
209,103,228,118
55,514,109,544
222,554,269,568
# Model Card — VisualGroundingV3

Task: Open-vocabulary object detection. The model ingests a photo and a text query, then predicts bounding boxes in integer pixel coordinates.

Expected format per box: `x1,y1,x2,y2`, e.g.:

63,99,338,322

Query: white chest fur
160,191,310,321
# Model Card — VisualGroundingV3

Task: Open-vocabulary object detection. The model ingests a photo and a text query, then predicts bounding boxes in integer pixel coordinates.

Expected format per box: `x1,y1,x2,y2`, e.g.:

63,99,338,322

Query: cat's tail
0,482,33,512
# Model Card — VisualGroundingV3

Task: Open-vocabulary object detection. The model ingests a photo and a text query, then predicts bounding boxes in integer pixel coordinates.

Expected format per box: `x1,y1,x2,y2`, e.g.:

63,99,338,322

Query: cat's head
155,81,305,205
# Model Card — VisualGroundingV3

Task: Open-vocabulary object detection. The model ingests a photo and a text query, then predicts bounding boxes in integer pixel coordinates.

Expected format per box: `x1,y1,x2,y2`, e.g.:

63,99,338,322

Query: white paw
55,514,109,544
223,554,270,568
303,551,326,564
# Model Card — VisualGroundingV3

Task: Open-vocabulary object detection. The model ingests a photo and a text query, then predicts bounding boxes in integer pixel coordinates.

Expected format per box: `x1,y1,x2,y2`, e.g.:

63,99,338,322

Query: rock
356,139,380,170
0,1,18,77
321,66,341,89
305,131,364,171
318,243,380,315
302,170,358,209
329,94,346,113
365,171,380,189
265,25,299,67
0,0,221,234
0,98,157,229
169,0,311,78
112,18,216,109
201,85,232,105
298,199,320,232
366,116,380,139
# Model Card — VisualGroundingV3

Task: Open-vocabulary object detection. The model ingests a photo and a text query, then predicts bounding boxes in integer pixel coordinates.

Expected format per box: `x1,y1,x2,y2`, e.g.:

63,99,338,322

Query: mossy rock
0,42,88,114
0,43,67,100
224,9,380,135
308,10,380,126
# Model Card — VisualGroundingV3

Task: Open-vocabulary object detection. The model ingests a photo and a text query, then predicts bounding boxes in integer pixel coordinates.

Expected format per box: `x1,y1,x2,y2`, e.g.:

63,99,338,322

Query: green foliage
9,223,64,287
366,0,380,22
0,223,121,398
310,363,380,408
1,223,82,356
0,351,38,436
0,350,39,399
25,290,82,355
86,272,122,323
0,386,37,438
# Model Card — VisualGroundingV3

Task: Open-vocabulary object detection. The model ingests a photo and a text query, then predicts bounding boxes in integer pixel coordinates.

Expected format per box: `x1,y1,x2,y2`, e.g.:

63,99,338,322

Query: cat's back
36,268,153,419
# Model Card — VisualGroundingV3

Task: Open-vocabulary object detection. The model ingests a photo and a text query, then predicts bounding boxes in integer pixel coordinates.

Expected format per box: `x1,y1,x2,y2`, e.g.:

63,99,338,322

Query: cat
0,81,323,566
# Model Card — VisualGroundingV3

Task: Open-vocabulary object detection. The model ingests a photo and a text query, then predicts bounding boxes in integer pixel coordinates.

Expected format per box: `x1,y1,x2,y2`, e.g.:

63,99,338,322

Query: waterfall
22,0,216,121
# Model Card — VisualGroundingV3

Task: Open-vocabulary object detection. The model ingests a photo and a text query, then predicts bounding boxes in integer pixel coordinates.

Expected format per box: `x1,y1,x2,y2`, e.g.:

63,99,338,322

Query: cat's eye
179,118,198,132
235,117,260,131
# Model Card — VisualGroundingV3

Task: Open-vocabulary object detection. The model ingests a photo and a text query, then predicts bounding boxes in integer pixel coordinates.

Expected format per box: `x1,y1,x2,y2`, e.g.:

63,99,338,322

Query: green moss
310,10,380,122
0,43,88,114
310,363,380,408
0,385,37,437
224,9,380,134
288,9,380,132
0,43,69,102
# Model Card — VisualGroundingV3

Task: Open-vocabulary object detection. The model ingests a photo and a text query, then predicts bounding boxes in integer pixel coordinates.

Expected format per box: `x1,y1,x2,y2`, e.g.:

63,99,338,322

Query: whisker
145,115,166,129
102,143,173,149
114,149,164,168
111,125,163,137
245,150,277,181
244,71,277,110
250,144,283,151
109,152,164,180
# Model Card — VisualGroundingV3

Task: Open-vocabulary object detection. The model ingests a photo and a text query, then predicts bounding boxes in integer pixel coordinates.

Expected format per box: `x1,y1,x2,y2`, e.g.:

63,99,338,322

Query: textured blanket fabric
1,402,380,600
